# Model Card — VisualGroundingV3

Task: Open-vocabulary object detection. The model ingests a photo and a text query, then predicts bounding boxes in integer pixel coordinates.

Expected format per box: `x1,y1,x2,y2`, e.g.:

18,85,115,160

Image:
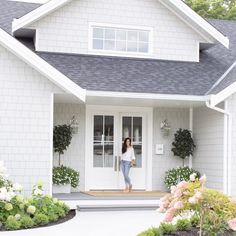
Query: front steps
65,199,160,211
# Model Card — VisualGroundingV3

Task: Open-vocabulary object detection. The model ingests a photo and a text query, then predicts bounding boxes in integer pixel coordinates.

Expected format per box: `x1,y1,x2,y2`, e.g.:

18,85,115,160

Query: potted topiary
52,124,79,193
53,124,73,166
171,128,195,166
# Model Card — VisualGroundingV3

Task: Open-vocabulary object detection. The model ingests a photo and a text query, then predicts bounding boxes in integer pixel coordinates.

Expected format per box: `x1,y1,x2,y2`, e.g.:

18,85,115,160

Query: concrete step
76,199,160,212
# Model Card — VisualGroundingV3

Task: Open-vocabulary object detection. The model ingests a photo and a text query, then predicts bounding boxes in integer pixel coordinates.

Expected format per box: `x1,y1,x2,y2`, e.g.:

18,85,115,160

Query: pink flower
158,207,166,213
194,191,202,199
177,181,188,189
161,200,169,208
188,196,198,204
174,189,182,198
164,213,174,222
170,186,177,194
200,175,207,184
174,201,184,209
228,218,236,231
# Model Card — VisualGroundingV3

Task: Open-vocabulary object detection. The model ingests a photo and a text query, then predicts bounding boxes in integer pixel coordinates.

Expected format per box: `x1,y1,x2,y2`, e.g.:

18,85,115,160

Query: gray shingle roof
0,0,236,96
0,0,40,34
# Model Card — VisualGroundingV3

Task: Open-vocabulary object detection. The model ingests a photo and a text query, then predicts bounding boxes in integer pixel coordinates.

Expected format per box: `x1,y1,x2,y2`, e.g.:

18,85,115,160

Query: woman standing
121,137,136,192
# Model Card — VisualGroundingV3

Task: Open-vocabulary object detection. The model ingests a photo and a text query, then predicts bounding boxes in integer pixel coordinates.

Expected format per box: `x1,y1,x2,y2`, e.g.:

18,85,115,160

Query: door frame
85,105,153,191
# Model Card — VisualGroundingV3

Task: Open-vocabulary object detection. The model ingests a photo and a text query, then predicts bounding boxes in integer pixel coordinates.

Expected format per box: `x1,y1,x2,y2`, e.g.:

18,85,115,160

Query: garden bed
0,209,76,231
165,228,234,235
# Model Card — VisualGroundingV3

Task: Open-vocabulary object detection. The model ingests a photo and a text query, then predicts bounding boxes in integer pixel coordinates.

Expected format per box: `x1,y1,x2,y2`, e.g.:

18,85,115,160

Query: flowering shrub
0,162,70,231
159,174,236,235
53,165,79,188
164,166,200,189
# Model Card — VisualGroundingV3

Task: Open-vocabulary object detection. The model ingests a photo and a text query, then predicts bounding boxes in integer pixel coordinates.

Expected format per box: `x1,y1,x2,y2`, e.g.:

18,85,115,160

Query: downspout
205,99,232,195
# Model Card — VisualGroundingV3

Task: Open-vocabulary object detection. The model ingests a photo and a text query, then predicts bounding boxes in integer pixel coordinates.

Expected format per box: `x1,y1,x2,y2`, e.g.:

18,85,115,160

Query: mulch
166,228,235,235
0,209,76,231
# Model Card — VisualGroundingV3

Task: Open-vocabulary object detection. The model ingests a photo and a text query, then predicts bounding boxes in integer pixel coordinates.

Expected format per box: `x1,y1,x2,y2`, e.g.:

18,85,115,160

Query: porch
53,93,225,195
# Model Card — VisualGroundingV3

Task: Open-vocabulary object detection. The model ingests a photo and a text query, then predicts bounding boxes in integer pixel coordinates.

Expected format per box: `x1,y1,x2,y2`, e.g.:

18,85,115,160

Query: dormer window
89,23,152,56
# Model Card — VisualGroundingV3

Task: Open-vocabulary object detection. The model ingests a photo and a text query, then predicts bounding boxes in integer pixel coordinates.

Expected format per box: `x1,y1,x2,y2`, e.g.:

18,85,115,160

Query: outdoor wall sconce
70,116,79,134
160,119,171,137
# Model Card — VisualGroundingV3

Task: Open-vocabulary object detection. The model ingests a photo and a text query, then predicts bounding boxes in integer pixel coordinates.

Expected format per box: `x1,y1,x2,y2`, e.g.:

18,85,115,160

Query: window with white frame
91,25,151,54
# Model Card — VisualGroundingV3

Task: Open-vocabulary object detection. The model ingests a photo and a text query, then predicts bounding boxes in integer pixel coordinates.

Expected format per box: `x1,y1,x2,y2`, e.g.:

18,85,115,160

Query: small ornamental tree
171,129,195,166
53,124,73,166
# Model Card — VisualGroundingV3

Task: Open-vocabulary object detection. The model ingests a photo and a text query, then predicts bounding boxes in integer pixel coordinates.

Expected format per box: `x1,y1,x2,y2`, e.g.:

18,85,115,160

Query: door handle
118,156,121,171
114,156,117,171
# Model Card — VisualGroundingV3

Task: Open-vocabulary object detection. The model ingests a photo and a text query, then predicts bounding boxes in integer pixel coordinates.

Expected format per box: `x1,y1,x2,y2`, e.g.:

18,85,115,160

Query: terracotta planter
52,184,71,194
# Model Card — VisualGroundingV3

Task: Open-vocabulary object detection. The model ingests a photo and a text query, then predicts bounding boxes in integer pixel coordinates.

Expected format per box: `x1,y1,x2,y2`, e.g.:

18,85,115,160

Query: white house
0,0,236,196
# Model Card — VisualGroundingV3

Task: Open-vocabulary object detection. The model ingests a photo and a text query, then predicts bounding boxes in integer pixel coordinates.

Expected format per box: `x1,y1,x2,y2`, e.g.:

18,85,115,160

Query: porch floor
53,191,166,201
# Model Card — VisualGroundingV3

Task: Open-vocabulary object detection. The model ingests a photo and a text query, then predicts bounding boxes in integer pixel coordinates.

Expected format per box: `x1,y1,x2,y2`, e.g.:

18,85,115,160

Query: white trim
146,108,153,191
86,90,208,102
188,107,193,168
206,60,236,95
12,0,72,33
84,105,153,191
84,105,90,191
210,80,236,107
206,100,232,195
225,101,232,195
49,93,54,196
0,28,86,102
88,22,153,58
159,0,229,48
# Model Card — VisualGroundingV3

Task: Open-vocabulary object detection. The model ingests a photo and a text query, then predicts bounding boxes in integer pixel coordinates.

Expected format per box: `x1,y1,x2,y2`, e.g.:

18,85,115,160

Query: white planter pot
52,184,71,194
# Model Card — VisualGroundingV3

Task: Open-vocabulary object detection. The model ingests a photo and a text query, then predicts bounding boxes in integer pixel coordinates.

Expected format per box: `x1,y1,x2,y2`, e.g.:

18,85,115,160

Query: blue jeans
121,160,132,187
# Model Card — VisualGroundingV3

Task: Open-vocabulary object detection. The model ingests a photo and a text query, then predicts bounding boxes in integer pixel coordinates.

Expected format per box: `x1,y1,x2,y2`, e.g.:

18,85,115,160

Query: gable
12,0,229,50
19,0,215,62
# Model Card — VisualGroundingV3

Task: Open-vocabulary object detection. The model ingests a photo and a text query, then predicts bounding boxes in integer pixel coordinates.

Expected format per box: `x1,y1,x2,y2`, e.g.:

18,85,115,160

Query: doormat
84,191,167,197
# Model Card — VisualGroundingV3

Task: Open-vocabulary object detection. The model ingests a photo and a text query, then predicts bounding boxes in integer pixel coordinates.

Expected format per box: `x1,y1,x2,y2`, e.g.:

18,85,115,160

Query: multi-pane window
92,26,150,54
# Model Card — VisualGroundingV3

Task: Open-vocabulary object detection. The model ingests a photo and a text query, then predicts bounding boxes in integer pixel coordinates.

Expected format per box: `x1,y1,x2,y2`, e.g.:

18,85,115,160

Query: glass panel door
122,116,142,168
93,115,114,168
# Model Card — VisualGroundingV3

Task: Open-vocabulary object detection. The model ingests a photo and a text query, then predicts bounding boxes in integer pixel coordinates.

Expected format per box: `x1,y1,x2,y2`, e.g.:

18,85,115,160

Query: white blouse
121,147,136,162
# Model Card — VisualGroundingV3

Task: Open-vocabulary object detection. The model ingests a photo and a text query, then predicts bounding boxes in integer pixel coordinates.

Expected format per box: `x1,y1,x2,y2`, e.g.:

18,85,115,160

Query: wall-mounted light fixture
70,116,79,134
160,119,171,137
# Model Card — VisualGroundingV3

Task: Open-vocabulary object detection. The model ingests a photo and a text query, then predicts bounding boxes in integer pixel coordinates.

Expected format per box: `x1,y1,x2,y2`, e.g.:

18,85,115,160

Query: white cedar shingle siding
30,0,206,62
152,107,189,191
0,45,63,195
193,107,224,191
53,103,86,191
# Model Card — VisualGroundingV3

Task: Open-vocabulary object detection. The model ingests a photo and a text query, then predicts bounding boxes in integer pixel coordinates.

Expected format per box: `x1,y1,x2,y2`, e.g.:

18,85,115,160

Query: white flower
15,214,21,220
13,183,23,192
27,205,36,214
5,191,15,201
33,188,43,196
190,173,197,182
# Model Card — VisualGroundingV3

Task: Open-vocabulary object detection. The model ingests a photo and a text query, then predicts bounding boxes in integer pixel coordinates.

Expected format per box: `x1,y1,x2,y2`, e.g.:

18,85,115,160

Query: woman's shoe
129,184,132,192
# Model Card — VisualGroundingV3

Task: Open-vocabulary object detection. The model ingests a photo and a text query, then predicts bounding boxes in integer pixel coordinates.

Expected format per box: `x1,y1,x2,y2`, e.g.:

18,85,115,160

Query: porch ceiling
86,96,205,108
54,93,206,108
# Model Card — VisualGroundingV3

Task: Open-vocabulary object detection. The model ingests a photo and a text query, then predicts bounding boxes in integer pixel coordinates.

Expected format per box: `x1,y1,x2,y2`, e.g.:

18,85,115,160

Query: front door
88,111,146,190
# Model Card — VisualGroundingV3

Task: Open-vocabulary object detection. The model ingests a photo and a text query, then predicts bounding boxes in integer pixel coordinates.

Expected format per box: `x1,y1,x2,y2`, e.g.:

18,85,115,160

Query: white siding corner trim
0,28,86,102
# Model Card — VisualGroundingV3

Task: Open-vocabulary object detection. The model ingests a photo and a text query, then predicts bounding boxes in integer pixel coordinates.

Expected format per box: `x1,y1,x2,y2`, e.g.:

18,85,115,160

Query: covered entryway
86,105,153,191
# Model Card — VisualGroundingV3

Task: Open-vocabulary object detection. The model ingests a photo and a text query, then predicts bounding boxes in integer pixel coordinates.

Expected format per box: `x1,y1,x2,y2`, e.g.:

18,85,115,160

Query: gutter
206,99,231,195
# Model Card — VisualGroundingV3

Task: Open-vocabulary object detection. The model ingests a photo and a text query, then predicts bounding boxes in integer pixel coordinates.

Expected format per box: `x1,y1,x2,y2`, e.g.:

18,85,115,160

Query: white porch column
189,107,193,168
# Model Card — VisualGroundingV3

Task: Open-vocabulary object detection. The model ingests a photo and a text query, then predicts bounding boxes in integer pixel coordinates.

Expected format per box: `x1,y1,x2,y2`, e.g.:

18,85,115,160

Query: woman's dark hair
122,137,132,154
